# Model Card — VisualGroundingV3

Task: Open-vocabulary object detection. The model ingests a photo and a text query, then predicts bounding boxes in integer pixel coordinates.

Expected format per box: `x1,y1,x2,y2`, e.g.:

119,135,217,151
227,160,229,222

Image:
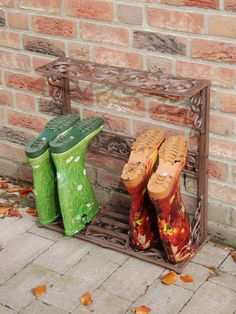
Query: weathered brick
225,0,236,11
8,12,28,30
209,15,236,39
96,92,145,117
210,113,234,136
109,190,130,210
220,92,236,113
134,30,186,55
0,30,20,49
209,138,236,161
16,93,36,112
5,72,46,94
0,157,19,178
209,181,236,206
38,98,62,116
160,0,219,9
147,56,173,74
32,56,54,70
0,107,5,122
80,22,129,47
24,35,65,57
65,0,114,22
0,9,5,27
232,164,236,184
0,141,27,163
176,61,235,88
0,50,30,71
19,165,32,182
32,16,76,37
93,186,110,206
86,152,126,174
0,90,13,106
147,8,204,34
117,4,143,25
7,109,47,132
19,0,61,14
208,159,229,181
0,0,14,7
67,42,90,61
0,126,34,145
94,47,142,70
97,169,123,190
191,39,236,64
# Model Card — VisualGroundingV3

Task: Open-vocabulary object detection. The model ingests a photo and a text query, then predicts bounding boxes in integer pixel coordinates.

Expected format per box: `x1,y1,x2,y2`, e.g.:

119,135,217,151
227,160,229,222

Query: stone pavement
0,182,236,314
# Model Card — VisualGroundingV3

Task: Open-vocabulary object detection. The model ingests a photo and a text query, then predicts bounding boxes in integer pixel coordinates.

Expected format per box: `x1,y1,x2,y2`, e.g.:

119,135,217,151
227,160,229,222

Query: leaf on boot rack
81,292,93,306
7,208,21,218
208,266,220,277
0,181,8,189
180,275,193,283
26,208,38,217
131,305,151,314
161,271,177,285
0,207,10,218
19,187,33,197
7,188,19,193
32,284,47,297
231,251,236,263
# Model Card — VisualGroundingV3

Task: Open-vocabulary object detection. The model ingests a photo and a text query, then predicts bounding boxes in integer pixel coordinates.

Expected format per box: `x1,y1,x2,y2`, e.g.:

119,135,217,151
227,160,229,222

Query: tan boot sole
121,128,165,190
147,135,187,200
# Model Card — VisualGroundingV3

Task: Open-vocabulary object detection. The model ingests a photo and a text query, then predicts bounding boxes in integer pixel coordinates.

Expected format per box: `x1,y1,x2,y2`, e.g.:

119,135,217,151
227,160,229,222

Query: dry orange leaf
81,292,93,306
0,181,8,189
7,208,21,218
180,275,193,283
32,284,47,297
26,208,38,217
7,188,19,193
19,187,33,197
231,251,236,263
131,305,151,314
161,271,177,285
208,266,220,277
0,207,10,218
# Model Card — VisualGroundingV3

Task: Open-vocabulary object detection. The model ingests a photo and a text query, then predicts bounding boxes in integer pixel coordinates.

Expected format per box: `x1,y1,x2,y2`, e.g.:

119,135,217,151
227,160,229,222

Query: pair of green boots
25,115,104,236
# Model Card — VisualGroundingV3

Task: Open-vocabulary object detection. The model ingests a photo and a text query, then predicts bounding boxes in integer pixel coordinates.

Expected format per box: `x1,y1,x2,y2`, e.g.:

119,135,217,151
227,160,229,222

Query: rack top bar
36,57,210,100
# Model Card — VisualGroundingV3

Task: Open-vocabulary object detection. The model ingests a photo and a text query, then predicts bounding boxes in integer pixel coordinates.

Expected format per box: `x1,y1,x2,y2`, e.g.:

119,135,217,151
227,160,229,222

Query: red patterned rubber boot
147,136,195,264
121,129,165,250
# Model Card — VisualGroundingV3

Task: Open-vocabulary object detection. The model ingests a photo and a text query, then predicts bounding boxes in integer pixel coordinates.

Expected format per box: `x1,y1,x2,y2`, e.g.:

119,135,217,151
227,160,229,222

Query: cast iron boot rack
36,58,210,273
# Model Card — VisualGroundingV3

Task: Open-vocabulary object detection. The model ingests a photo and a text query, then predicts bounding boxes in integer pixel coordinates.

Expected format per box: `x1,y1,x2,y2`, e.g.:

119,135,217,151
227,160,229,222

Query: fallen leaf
81,292,93,305
0,207,10,218
131,305,151,314
0,181,8,189
208,266,220,277
7,208,21,218
161,271,177,285
7,188,19,193
19,187,33,197
180,275,193,283
32,284,47,297
26,208,38,217
231,251,236,263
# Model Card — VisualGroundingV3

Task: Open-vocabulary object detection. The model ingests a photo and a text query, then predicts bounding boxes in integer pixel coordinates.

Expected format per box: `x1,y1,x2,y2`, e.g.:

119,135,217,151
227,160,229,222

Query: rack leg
61,77,71,114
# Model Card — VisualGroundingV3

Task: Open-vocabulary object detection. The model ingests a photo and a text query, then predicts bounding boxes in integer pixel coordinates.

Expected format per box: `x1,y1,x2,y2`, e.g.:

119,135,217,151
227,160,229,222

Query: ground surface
0,179,236,314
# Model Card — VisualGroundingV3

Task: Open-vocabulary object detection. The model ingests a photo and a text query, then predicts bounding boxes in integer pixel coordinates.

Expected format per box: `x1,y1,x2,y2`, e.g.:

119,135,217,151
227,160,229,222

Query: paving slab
209,271,236,292
102,257,164,302
19,300,68,314
0,263,60,311
130,278,193,314
0,233,53,285
28,225,64,242
0,304,15,314
191,242,229,268
220,254,236,275
72,287,132,314
180,281,236,314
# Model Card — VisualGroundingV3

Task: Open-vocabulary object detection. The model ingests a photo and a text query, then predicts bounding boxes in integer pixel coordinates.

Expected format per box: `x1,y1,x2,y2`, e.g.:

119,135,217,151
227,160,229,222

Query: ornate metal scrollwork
191,196,202,244
190,91,204,133
47,75,63,103
185,152,198,173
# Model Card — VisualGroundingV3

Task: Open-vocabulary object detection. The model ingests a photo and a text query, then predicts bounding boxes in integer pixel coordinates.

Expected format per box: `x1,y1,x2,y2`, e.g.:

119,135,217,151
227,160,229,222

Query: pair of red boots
121,129,195,264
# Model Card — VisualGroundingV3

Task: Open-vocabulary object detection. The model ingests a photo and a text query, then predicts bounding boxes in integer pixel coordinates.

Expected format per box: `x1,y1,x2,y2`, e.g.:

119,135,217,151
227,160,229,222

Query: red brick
150,102,193,127
65,0,114,22
0,158,19,178
210,113,234,136
209,181,236,206
67,42,90,61
83,109,131,135
8,12,28,30
147,56,173,74
209,138,236,161
32,16,76,38
0,0,14,7
86,152,126,174
97,169,123,189
86,166,96,184
0,90,13,106
5,72,46,94
0,142,27,163
208,160,229,181
117,4,143,25
19,0,61,14
0,50,30,71
209,15,236,39
19,165,33,183
0,107,5,121
220,92,236,113
16,93,36,112
210,89,218,109
232,164,236,184
176,61,235,88
0,30,20,49
93,186,109,207
32,56,54,70
7,109,47,132
96,92,145,117
80,22,129,47
160,0,219,9
94,47,142,70
109,191,130,210
191,39,236,64
225,0,236,11
147,8,204,34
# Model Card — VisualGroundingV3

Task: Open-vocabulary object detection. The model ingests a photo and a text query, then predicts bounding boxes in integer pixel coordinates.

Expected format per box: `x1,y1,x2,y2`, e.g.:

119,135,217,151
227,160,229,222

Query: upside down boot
121,129,165,250
25,114,80,225
148,135,195,264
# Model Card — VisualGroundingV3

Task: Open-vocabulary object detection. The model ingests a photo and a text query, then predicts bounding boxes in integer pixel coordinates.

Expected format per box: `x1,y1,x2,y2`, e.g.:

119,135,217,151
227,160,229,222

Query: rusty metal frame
36,57,210,273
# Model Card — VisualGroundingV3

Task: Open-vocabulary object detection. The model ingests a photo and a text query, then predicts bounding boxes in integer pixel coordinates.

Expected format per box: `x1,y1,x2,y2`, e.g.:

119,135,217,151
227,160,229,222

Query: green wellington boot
50,117,105,236
25,114,80,225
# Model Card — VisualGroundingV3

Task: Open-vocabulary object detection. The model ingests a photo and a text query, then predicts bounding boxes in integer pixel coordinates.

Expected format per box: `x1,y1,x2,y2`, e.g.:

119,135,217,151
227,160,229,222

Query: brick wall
0,0,235,246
